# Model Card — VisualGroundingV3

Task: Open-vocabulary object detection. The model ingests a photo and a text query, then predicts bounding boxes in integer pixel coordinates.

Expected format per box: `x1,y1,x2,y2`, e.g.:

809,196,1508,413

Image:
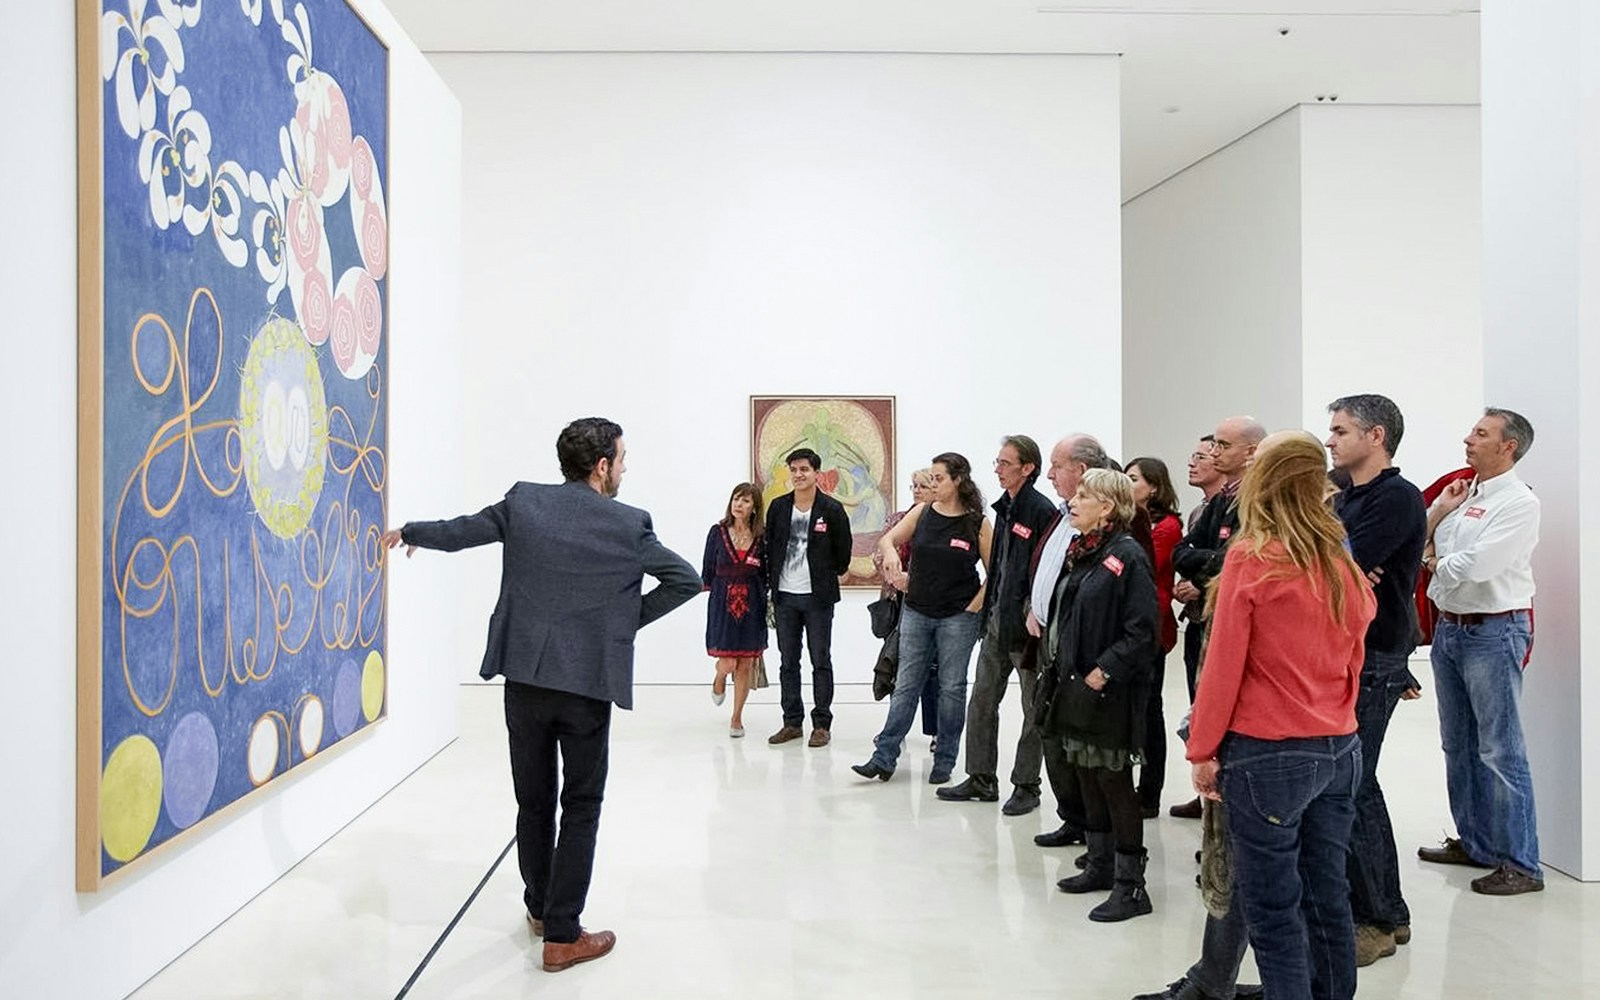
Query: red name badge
1103,555,1124,576
950,538,972,551
1465,507,1487,520
1012,523,1033,539
814,520,828,533
1219,526,1232,541
746,556,761,567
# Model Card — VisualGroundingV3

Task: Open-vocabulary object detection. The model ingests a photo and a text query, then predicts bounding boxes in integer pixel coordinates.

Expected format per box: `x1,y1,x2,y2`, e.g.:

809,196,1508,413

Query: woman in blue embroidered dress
703,483,769,737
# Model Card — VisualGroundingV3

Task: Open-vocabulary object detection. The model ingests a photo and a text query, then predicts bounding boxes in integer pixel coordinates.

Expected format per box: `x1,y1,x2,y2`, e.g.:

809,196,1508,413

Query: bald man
1167,415,1265,820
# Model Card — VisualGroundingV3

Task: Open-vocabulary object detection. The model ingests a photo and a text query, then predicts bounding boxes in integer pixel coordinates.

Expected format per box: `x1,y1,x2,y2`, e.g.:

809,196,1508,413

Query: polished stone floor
130,657,1598,999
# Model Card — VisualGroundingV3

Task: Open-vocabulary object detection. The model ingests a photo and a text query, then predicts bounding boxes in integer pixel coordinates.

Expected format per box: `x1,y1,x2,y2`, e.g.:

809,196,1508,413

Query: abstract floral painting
750,397,896,589
77,0,389,889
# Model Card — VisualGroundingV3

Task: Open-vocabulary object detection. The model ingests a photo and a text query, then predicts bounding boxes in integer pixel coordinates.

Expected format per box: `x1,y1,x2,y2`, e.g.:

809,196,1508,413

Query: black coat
1172,491,1240,588
764,490,853,604
1036,530,1159,751
983,484,1058,651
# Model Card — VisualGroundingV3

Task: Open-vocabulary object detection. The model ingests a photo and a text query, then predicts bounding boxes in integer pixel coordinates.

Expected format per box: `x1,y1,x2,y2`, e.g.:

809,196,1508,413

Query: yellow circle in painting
101,735,163,863
360,650,385,722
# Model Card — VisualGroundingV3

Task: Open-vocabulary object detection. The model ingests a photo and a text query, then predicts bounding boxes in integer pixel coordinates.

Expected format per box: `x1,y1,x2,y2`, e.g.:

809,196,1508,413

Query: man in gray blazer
383,417,699,973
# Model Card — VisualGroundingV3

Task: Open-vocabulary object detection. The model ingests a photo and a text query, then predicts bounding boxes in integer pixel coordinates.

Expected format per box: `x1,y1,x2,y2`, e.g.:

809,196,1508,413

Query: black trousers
504,681,612,944
1183,619,1207,701
1138,650,1168,809
774,591,835,729
1042,737,1087,829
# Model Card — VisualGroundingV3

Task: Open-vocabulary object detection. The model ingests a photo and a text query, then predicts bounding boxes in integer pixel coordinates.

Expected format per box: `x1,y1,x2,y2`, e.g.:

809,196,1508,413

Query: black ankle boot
1057,831,1114,893
1089,848,1154,922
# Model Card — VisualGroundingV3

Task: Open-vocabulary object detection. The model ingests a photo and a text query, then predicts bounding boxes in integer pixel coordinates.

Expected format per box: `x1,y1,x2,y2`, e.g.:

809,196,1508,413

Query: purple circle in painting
163,712,219,830
332,659,362,738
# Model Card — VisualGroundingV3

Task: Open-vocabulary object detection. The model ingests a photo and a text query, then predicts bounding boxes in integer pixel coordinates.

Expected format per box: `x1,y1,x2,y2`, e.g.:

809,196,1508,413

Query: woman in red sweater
1126,456,1182,816
1187,432,1375,1000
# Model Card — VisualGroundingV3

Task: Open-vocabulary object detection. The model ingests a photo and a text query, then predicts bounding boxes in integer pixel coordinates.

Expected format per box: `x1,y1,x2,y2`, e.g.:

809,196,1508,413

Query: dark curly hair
930,452,985,523
556,417,623,482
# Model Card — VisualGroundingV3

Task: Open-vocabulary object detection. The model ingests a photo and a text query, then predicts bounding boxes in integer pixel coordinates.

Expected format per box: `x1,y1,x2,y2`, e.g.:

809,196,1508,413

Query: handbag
867,592,902,639
750,653,770,690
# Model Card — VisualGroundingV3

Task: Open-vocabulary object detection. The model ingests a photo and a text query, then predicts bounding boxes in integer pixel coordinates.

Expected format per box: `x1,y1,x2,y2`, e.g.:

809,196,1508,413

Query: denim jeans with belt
1221,732,1361,1000
869,606,982,773
1430,612,1540,876
1347,649,1415,931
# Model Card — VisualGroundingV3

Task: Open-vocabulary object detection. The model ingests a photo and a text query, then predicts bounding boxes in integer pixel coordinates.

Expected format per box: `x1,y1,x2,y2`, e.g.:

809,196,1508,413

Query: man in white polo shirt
1418,407,1543,895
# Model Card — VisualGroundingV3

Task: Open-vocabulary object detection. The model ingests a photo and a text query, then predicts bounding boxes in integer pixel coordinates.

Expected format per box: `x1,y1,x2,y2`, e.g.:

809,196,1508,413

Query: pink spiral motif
351,137,374,200
360,205,388,280
323,83,353,169
300,269,333,346
352,270,383,356
329,292,358,375
285,194,323,274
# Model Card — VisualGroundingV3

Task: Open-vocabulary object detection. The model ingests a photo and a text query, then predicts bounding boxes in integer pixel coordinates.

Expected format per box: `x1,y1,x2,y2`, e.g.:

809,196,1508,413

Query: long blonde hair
1234,432,1362,623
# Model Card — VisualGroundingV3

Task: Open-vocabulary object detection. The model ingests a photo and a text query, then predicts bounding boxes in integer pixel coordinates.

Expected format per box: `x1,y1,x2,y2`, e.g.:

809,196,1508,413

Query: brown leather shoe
808,728,831,747
1417,837,1493,868
1470,864,1545,896
1168,797,1202,819
768,725,804,745
543,929,616,972
526,913,544,937
1354,925,1396,967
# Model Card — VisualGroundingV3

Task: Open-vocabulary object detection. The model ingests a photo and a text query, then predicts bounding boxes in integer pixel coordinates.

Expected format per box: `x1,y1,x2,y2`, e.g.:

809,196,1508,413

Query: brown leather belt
1439,609,1527,626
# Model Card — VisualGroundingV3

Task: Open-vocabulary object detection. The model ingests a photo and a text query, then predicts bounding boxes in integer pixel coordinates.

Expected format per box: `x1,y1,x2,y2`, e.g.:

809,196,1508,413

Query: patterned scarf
1065,525,1113,566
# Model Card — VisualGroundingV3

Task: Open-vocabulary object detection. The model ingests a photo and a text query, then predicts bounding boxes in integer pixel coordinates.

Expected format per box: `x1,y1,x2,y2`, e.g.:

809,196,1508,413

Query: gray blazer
401,480,700,709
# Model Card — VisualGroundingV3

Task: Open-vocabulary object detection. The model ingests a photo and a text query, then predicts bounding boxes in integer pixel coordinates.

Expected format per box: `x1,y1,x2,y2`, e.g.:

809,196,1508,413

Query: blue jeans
1430,613,1540,876
1347,650,1415,930
1187,892,1251,1000
1221,732,1361,1000
870,607,982,773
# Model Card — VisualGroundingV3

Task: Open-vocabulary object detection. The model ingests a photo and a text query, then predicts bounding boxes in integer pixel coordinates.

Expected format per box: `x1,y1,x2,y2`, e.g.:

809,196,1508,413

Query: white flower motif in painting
347,135,387,281
206,161,252,267
100,0,187,139
248,169,289,304
136,85,212,233
155,0,203,29
239,0,285,28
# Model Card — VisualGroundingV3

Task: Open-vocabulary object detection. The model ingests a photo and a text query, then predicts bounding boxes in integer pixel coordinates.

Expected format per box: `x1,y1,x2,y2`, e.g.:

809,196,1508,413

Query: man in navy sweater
1326,394,1427,966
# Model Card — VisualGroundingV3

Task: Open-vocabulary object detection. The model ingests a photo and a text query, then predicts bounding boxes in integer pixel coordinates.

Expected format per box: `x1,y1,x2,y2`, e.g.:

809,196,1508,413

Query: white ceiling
380,1,1480,199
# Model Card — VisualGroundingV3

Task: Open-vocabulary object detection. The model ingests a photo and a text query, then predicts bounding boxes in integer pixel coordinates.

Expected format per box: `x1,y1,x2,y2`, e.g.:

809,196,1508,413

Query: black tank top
906,506,982,618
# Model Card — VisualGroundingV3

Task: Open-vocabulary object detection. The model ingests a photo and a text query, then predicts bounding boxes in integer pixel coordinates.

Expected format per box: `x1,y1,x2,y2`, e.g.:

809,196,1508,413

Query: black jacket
1334,467,1426,657
983,484,1058,651
764,490,853,604
1036,530,1158,751
1172,490,1240,589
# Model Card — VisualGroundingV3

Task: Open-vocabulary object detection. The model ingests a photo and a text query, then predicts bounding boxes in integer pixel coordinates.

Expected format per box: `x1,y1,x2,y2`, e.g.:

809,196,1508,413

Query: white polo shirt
1427,469,1540,614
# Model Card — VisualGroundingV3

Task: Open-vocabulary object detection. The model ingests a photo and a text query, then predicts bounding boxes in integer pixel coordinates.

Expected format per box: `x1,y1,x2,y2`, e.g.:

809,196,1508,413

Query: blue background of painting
97,0,388,877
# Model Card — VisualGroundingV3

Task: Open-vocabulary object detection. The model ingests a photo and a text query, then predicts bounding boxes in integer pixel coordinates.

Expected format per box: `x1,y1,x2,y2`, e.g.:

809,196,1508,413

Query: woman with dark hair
1188,431,1375,1000
702,483,769,737
874,468,943,748
1126,456,1183,816
1039,469,1160,922
854,453,992,784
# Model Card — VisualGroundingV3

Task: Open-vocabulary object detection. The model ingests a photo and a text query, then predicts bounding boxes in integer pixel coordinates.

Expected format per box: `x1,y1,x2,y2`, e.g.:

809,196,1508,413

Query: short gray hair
1328,394,1405,457
1484,407,1535,462
1067,434,1111,471
1079,468,1136,529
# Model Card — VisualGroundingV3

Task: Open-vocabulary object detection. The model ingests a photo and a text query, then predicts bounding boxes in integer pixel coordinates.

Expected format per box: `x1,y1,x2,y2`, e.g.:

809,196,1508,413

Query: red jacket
1187,541,1375,762
1150,512,1182,652
1414,467,1475,645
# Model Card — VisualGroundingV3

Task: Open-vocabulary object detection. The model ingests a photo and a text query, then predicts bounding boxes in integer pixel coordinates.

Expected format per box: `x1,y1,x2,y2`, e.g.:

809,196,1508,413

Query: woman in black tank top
853,453,993,784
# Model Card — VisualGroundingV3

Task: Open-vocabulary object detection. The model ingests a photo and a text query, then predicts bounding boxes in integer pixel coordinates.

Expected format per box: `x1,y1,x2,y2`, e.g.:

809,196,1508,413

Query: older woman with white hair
1037,468,1160,923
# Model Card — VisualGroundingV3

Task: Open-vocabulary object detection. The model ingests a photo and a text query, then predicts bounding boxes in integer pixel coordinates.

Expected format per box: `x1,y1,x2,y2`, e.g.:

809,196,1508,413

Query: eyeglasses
993,458,1019,468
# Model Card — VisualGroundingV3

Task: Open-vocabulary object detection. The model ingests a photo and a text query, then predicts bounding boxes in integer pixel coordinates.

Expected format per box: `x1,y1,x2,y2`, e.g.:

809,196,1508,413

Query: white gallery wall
1124,103,1482,516
427,52,1124,685
0,3,464,998
1122,110,1304,514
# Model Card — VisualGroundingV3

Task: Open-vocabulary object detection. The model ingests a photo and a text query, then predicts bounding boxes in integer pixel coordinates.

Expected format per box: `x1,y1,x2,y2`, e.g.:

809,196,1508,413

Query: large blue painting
78,0,389,888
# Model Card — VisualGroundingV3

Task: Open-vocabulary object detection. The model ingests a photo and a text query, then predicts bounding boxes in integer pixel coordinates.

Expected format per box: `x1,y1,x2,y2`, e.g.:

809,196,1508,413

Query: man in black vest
764,447,854,747
383,417,699,973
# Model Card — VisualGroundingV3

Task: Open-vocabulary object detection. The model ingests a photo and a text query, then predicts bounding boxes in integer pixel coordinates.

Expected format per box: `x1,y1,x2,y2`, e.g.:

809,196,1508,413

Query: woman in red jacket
1188,432,1375,1000
1126,456,1182,816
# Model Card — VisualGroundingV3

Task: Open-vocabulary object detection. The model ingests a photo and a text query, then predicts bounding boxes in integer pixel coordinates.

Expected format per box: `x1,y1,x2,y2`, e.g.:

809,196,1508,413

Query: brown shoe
526,913,544,937
1394,923,1411,946
543,929,616,972
808,728,831,747
1354,925,1396,967
1417,837,1493,868
768,725,804,745
1471,864,1545,896
1169,797,1202,819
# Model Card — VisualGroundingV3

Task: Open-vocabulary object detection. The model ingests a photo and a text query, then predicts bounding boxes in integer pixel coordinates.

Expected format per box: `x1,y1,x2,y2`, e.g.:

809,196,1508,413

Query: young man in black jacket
764,448,853,746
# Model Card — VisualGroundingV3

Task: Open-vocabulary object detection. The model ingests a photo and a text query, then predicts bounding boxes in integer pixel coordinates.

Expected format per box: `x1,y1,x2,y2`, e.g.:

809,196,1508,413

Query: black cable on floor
393,835,518,1000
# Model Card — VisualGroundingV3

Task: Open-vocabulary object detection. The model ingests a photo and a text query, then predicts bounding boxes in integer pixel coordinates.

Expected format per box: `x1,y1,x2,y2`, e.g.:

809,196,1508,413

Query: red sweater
1186,541,1375,762
1150,512,1182,652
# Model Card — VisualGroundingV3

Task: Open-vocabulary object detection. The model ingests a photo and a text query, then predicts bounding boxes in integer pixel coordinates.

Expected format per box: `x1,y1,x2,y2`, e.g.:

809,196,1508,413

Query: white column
1481,0,1600,880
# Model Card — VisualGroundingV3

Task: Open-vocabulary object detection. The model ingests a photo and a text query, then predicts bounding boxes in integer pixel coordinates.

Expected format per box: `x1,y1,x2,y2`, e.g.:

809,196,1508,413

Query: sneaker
1470,864,1545,896
1417,836,1493,868
767,725,804,745
1354,924,1396,966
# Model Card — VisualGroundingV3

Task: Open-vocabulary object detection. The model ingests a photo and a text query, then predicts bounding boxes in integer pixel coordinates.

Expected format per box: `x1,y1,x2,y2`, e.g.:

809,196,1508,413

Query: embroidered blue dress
701,524,769,658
